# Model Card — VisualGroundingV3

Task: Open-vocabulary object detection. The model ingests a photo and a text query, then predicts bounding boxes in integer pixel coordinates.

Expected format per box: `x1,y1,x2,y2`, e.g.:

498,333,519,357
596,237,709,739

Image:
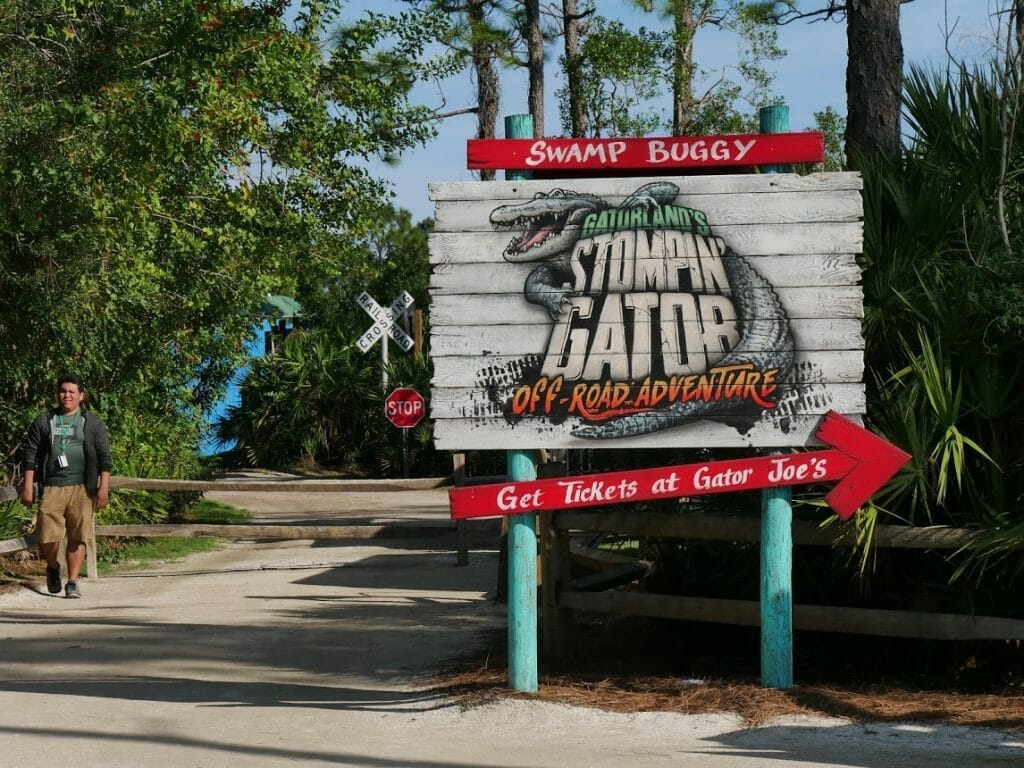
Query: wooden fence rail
2,475,448,502
6,477,1022,643
553,510,989,550
544,509,1024,648
0,475,455,577
106,476,449,492
560,591,1024,641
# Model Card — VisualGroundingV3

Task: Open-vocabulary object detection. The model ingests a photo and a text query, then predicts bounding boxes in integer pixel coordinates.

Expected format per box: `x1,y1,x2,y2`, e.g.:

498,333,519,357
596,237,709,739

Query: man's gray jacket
22,408,113,498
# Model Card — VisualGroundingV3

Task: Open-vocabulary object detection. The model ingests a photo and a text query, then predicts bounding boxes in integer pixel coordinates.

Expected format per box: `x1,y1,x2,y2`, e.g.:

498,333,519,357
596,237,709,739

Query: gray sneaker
64,581,81,599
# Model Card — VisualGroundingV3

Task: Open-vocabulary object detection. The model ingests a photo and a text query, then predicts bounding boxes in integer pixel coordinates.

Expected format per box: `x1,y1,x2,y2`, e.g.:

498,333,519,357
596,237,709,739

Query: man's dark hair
57,374,85,392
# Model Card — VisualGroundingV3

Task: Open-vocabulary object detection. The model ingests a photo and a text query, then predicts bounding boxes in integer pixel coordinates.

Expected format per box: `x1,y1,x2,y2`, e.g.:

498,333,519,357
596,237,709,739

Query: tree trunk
562,0,586,136
526,0,544,137
845,0,903,164
469,0,499,180
671,0,696,136
1015,0,1024,71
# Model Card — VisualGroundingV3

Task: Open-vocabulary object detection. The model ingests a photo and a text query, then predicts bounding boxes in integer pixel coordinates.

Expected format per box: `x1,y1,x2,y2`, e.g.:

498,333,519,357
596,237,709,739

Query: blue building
200,295,301,455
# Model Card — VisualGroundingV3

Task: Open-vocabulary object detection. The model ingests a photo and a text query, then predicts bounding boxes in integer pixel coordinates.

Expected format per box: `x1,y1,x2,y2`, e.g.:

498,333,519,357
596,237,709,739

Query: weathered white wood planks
431,413,858,449
434,190,863,232
429,383,866,419
430,351,865,387
427,173,864,202
430,319,864,355
429,287,865,324
429,224,863,264
430,254,862,292
427,172,865,450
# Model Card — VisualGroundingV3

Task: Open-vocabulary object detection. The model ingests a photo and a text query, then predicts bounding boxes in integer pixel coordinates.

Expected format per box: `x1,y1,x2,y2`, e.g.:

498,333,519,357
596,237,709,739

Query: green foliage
217,328,441,476
859,60,1024,586
99,487,246,570
98,534,224,572
812,106,846,171
217,331,378,468
0,1,453,497
557,18,666,137
0,500,33,541
298,205,434,336
212,202,441,476
578,0,784,137
181,498,249,524
422,0,519,67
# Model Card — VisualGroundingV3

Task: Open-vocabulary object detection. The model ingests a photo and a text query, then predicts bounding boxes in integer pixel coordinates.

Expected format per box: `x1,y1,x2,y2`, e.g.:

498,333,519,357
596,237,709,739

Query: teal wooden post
759,104,791,174
503,114,538,692
758,104,793,689
760,486,793,688
507,449,538,691
504,114,535,180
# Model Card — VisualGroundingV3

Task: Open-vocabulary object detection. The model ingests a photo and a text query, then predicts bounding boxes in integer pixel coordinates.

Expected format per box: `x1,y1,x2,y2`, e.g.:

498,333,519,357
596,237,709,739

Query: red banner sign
449,411,909,521
467,133,825,171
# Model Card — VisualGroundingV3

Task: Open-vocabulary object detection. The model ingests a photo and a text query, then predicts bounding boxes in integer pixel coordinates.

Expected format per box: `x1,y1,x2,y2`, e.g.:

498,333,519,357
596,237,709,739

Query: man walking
21,375,112,598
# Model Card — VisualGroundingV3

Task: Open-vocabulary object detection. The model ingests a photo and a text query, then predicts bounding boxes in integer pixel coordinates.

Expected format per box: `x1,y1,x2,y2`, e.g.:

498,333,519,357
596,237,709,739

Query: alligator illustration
482,181,797,438
490,181,680,318
573,241,796,439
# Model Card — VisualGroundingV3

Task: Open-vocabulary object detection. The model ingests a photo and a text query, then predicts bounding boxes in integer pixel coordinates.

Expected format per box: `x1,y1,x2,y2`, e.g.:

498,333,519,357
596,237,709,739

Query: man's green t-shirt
47,409,86,487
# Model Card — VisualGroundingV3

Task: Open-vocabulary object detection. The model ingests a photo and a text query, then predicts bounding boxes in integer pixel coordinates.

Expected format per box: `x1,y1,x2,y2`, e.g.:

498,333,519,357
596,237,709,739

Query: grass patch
96,497,250,574
97,535,226,574
2,495,252,587
179,498,250,524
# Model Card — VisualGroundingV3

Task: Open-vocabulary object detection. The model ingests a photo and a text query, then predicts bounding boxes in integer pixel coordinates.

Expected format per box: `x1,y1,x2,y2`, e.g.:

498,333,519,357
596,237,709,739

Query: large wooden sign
427,173,864,450
468,133,825,172
449,411,910,521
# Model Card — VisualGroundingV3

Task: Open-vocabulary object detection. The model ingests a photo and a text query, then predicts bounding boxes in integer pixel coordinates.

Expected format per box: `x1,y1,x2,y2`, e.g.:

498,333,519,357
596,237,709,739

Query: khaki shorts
37,485,94,544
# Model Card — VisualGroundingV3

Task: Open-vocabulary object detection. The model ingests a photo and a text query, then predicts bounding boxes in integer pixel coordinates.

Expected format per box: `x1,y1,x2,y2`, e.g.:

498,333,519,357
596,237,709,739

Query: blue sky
355,1,1001,221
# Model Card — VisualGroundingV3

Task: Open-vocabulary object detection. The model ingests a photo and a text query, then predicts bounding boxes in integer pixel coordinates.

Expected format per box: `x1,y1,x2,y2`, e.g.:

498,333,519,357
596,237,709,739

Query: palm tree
861,58,1024,598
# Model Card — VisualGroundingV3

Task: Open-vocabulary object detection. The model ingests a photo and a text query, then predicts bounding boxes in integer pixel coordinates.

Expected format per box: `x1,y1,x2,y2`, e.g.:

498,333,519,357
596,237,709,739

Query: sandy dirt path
1,486,1022,767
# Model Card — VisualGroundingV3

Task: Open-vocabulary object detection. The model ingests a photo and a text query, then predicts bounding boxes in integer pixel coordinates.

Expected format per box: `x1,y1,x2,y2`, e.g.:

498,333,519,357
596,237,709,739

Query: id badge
56,454,69,468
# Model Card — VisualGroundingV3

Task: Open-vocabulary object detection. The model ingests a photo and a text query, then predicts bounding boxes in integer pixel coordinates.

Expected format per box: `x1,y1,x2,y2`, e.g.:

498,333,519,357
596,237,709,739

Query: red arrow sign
448,411,910,521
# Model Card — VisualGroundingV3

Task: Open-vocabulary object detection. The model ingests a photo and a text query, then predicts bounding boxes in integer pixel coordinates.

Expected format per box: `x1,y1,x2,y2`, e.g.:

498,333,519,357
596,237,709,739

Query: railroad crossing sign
385,387,426,429
356,290,415,353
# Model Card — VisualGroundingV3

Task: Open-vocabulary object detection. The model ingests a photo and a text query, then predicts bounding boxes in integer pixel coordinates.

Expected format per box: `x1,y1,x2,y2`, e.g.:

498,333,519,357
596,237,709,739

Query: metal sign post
356,290,415,392
385,387,426,478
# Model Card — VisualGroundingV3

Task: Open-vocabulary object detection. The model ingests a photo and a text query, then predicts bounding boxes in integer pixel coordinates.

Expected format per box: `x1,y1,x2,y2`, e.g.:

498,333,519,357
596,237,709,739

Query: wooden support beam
95,523,453,539
560,591,1024,641
552,511,992,551
569,543,643,571
452,453,469,567
0,534,37,554
107,476,449,492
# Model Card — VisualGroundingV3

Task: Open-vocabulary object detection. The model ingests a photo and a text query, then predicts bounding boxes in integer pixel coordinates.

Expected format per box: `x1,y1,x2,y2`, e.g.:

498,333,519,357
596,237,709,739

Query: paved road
1,485,1021,767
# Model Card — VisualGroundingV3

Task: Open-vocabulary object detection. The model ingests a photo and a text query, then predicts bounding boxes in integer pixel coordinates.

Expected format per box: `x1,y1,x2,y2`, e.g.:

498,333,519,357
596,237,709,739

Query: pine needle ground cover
431,615,1024,729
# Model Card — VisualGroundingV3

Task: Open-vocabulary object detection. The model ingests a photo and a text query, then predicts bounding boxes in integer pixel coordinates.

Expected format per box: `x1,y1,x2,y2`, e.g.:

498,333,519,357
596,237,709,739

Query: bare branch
431,106,479,120
772,0,917,26
136,50,174,68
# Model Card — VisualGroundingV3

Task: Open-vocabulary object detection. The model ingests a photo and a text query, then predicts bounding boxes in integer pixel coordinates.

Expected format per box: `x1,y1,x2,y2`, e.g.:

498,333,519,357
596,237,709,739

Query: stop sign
384,387,426,429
